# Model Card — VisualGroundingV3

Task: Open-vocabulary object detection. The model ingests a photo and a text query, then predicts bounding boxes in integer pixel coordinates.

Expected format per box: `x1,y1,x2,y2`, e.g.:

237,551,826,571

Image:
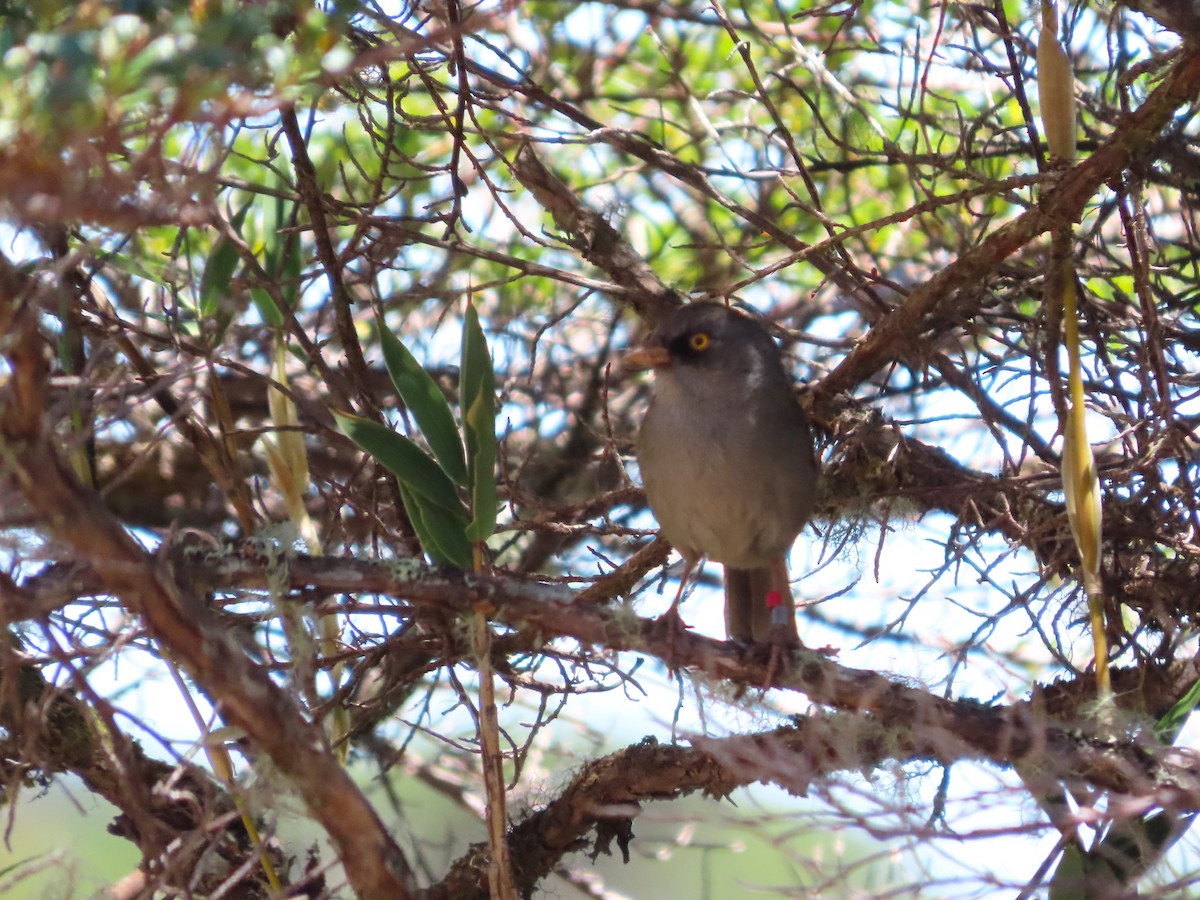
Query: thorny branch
4,1,1200,897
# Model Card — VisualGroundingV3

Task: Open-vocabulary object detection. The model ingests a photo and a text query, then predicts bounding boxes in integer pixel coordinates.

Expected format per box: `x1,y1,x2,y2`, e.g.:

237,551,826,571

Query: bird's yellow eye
688,332,711,351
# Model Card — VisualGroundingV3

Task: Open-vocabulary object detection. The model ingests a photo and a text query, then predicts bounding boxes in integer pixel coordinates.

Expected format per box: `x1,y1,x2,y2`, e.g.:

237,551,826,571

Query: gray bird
626,302,818,645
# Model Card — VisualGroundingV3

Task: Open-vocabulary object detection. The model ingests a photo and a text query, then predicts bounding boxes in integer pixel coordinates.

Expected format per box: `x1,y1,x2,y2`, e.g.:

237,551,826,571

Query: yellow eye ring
688,332,711,351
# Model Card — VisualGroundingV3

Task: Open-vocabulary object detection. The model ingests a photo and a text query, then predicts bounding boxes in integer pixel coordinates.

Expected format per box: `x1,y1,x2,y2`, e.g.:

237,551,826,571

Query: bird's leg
765,556,799,642
654,555,697,665
761,556,799,687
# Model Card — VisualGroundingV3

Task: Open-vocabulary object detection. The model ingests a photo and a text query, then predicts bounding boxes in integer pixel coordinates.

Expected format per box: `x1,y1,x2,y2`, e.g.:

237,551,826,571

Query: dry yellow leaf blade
1058,269,1110,697
1037,0,1078,162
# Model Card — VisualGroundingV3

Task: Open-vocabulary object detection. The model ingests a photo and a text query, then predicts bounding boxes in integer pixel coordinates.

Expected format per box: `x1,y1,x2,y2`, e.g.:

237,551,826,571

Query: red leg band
766,590,783,608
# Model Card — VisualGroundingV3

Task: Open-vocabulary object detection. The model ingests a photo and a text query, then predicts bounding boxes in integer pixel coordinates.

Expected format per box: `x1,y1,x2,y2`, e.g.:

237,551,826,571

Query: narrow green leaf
399,483,473,569
106,250,168,285
460,300,493,416
333,411,467,516
261,193,285,273
1156,677,1200,744
1079,809,1196,898
465,391,497,542
279,227,302,309
460,301,497,542
250,287,287,327
377,318,468,485
398,483,440,563
250,207,300,328
1048,842,1088,900
199,204,250,318
266,195,302,310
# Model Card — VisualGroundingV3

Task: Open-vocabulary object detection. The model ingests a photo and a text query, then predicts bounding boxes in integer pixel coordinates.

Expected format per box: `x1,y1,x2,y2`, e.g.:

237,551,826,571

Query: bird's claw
653,606,692,668
760,622,800,689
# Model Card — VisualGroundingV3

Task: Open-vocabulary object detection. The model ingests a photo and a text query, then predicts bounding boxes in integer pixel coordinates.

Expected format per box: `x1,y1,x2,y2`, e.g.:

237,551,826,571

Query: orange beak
623,344,671,371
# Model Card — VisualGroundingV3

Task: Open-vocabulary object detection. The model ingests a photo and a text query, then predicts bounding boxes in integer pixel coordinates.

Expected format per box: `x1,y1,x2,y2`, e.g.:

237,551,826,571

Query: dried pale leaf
1062,399,1101,574
1037,21,1077,161
268,342,299,429
267,342,310,492
203,725,249,744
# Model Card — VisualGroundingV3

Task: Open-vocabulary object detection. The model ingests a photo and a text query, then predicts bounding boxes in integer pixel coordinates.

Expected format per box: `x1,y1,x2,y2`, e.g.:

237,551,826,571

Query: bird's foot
760,622,800,689
652,606,692,668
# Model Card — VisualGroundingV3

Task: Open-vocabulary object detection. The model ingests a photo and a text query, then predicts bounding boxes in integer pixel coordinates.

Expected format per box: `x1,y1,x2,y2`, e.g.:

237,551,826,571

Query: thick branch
77,551,1200,790
432,701,1200,898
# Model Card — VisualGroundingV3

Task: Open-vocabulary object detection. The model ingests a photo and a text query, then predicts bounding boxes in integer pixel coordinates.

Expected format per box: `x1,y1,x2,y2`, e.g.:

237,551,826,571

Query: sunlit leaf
106,250,169,285
250,286,287,327
464,391,497,543
460,300,497,543
1156,677,1200,745
199,203,249,318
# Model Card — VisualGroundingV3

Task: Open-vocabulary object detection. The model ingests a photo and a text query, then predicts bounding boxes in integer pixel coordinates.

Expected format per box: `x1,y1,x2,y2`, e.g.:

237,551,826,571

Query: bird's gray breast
636,373,815,567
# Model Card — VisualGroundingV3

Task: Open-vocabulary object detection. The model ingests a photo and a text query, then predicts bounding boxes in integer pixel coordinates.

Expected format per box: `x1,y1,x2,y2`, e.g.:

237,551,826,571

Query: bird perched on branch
626,301,818,656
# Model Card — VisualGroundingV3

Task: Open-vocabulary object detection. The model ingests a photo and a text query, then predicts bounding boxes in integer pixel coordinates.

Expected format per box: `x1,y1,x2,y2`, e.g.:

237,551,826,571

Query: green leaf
333,411,467,516
399,483,473,569
1046,679,1200,900
265,196,302,311
1155,676,1200,745
377,317,468,485
250,200,301,328
106,249,168,285
1048,842,1088,900
464,391,497,542
460,300,497,543
460,300,493,416
279,226,302,309
250,287,287,328
199,204,250,318
1069,808,1196,898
